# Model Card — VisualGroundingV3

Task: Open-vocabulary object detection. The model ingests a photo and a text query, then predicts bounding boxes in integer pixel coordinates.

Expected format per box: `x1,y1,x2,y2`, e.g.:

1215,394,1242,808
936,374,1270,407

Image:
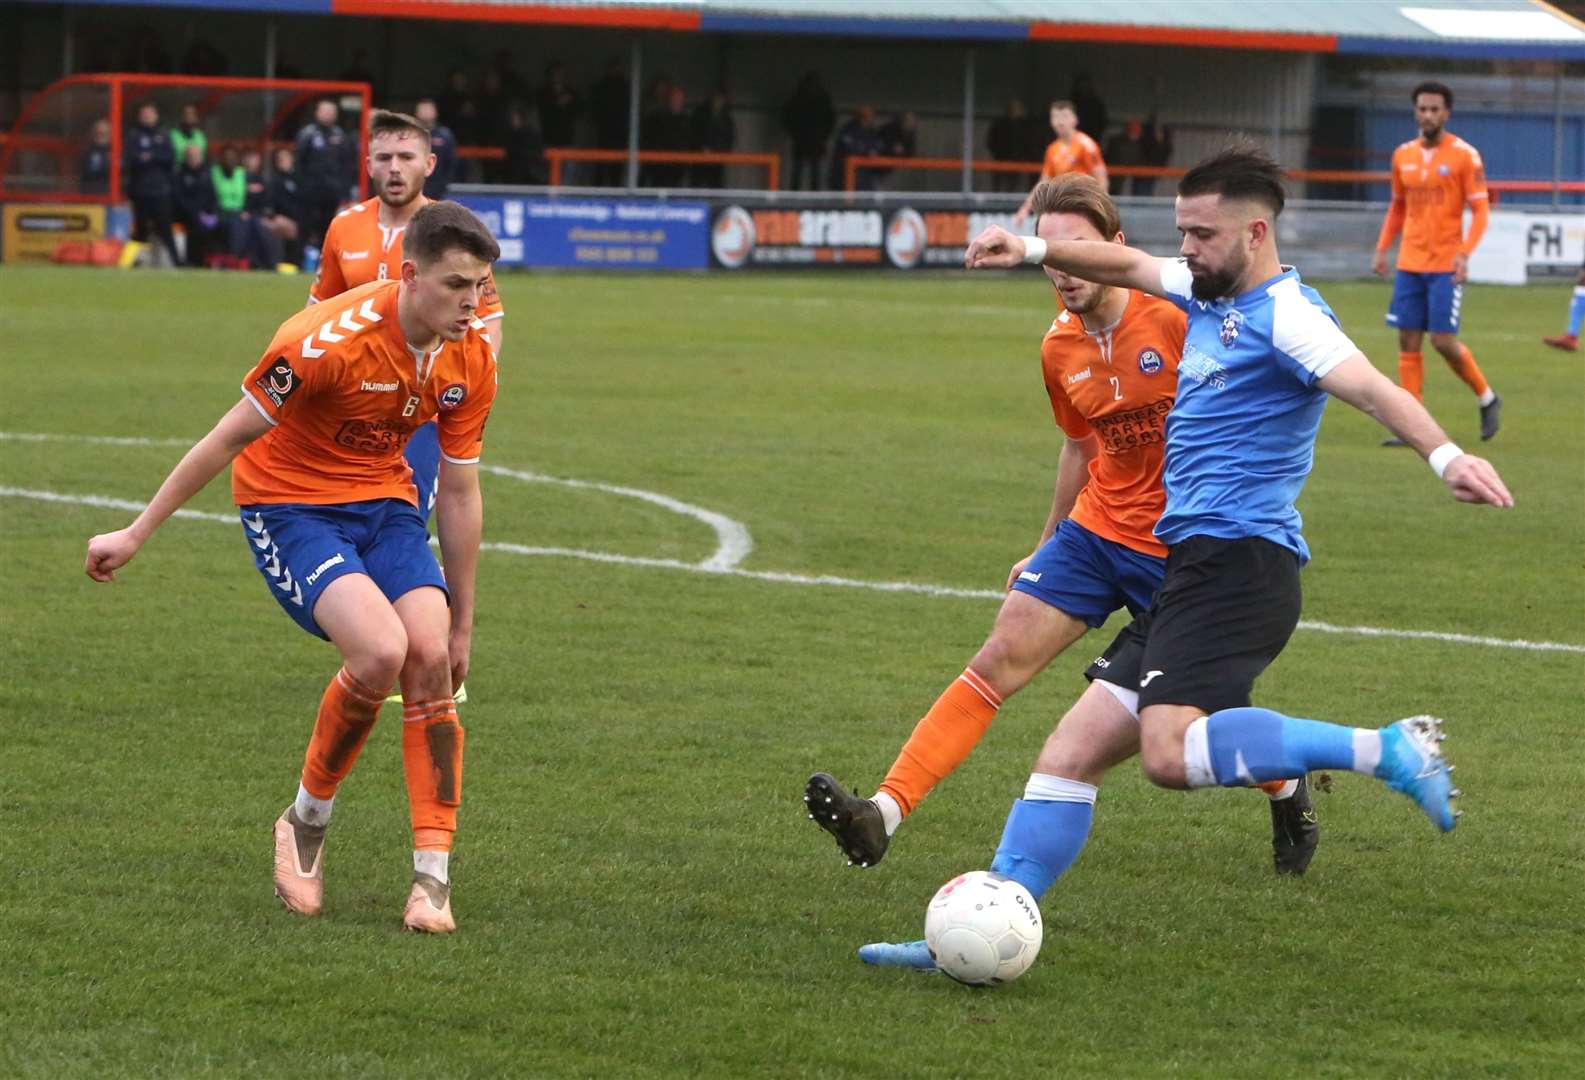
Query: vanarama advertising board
710,202,1021,270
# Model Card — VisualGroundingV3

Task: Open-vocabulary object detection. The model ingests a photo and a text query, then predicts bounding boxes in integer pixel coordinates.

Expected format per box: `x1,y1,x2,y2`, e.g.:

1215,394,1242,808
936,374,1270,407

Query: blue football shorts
239,497,447,640
1009,518,1166,628
404,420,441,524
1385,269,1462,334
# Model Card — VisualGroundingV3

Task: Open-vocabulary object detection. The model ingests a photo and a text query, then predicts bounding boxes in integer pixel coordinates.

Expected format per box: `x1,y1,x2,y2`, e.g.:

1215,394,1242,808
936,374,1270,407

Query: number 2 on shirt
1109,376,1122,401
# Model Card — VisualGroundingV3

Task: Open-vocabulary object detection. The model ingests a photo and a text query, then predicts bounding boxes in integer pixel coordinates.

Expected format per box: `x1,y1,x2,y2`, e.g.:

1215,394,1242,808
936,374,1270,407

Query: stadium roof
48,0,1585,59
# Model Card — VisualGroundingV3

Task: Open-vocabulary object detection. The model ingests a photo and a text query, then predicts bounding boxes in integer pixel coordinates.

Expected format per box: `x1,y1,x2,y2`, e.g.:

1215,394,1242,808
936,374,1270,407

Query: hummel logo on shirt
361,379,398,392
1066,368,1092,386
343,250,369,260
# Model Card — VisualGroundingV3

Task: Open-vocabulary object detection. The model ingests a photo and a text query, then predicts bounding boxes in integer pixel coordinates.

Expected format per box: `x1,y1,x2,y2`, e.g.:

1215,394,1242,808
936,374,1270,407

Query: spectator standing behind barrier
504,103,548,185
1104,119,1148,196
415,99,456,198
591,57,630,187
875,111,918,188
690,88,736,189
124,101,180,266
476,71,511,182
988,99,1028,193
295,99,354,250
538,62,582,149
263,147,303,265
829,106,881,191
438,70,479,149
643,85,691,187
237,148,282,268
169,104,207,168
783,72,836,191
173,142,217,266
1141,113,1172,194
1069,73,1108,143
81,118,113,195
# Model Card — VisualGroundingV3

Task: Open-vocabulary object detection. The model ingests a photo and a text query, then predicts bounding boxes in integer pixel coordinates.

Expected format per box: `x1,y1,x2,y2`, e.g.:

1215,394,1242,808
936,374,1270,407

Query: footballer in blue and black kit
1085,258,1357,712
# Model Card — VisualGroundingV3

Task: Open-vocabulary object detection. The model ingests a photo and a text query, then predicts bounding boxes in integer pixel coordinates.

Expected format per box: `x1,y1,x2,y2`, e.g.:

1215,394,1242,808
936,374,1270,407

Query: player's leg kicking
806,521,1317,875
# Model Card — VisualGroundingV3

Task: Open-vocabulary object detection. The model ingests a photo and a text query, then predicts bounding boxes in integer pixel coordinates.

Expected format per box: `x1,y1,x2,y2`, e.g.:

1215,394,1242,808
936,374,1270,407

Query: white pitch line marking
5,432,1582,656
482,463,752,572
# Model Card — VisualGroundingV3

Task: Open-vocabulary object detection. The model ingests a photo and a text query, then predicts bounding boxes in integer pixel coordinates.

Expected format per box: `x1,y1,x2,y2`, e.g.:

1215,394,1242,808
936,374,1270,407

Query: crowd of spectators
78,36,1173,212
101,98,334,269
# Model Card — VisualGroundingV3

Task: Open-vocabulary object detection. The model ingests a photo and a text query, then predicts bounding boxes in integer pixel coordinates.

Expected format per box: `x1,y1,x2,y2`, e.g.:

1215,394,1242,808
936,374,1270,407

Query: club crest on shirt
1137,348,1163,375
256,357,297,407
438,383,467,411
1218,309,1244,348
1437,164,1450,176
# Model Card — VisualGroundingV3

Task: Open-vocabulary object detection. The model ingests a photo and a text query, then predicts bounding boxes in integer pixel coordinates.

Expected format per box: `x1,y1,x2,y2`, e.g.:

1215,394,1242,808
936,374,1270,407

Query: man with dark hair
415,99,457,199
809,178,1321,961
310,109,505,532
295,99,355,250
124,101,180,266
939,147,1510,923
1373,81,1500,443
169,103,207,168
85,200,502,934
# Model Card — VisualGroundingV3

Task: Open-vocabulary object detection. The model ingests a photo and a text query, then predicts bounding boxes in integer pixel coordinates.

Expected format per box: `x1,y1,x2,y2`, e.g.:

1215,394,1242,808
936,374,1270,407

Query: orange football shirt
1041,132,1105,180
1386,134,1488,273
1041,291,1186,557
310,196,503,322
234,280,498,507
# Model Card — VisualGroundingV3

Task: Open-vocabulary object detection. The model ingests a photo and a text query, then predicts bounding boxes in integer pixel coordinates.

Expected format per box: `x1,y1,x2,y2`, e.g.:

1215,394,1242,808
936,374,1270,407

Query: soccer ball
923,871,1043,985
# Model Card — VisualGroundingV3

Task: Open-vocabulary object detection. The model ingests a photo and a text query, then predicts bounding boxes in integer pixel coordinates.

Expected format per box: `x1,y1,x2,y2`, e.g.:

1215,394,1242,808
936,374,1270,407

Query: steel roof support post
962,47,976,195
627,36,643,192
1553,67,1564,209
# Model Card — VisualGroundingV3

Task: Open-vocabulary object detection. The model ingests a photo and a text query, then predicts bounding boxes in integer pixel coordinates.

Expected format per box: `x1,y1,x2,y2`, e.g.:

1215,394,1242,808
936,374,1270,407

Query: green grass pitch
2,264,1582,1077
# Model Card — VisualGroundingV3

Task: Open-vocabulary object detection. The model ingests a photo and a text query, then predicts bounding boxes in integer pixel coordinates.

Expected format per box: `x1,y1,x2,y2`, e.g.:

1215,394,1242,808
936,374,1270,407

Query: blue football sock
1568,289,1585,337
1201,706,1359,786
988,797,1094,901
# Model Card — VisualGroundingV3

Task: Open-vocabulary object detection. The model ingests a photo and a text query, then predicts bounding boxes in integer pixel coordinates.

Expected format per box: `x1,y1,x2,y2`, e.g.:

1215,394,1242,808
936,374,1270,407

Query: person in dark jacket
415,99,456,198
987,99,1030,193
642,85,691,187
537,61,582,148
876,110,918,186
503,103,548,185
689,87,736,189
590,57,630,186
172,142,217,266
782,72,836,191
293,99,354,249
262,146,302,264
124,102,180,265
828,106,881,191
81,118,113,195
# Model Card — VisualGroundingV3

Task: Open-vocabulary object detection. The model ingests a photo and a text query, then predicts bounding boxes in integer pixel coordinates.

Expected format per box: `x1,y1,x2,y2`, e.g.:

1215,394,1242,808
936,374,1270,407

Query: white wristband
1022,236,1048,265
1427,442,1463,479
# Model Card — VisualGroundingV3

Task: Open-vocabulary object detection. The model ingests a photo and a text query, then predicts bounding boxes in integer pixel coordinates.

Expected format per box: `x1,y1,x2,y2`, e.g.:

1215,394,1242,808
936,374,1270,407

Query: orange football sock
1397,352,1424,400
877,668,1003,817
1447,344,1490,398
402,698,464,851
1257,780,1292,798
300,667,387,800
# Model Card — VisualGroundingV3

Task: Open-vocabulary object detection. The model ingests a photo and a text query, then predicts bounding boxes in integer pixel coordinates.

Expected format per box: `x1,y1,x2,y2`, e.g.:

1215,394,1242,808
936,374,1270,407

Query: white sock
1352,729,1382,775
294,784,334,828
1024,772,1098,804
1478,387,1496,406
1182,716,1216,788
414,849,449,883
870,791,903,836
1265,779,1299,801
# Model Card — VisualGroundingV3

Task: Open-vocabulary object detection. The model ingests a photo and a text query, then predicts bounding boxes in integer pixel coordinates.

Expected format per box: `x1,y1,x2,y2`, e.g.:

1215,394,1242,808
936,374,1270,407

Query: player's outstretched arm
84,399,273,582
965,225,1166,296
1318,354,1514,508
434,458,483,692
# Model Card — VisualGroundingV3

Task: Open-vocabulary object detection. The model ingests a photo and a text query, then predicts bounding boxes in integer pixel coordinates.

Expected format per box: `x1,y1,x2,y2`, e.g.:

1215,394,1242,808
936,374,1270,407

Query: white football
924,870,1043,985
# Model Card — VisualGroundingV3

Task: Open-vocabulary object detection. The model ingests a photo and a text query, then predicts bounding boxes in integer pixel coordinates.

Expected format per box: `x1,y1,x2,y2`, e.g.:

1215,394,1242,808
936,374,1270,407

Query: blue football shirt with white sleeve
1154,259,1360,563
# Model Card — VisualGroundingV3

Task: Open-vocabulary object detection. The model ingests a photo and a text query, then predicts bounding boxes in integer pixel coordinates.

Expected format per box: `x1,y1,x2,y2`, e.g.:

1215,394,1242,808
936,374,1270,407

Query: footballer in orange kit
85,202,501,934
